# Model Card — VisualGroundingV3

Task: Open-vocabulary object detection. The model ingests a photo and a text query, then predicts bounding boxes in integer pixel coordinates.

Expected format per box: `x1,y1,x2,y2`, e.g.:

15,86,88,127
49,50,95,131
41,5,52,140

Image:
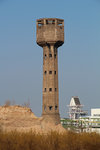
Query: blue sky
0,0,100,117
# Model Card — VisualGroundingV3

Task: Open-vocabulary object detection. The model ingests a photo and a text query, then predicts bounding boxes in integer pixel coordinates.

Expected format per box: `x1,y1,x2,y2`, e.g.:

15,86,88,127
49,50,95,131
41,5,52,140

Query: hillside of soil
0,105,65,133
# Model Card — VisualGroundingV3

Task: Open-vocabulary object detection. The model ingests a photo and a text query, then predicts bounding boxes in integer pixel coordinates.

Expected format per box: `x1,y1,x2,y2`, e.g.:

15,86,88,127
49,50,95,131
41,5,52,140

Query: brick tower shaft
42,45,60,123
36,18,64,124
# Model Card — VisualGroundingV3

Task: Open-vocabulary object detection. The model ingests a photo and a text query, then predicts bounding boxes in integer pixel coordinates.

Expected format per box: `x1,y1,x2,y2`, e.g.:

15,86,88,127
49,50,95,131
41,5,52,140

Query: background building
91,108,100,117
79,108,100,133
67,96,87,120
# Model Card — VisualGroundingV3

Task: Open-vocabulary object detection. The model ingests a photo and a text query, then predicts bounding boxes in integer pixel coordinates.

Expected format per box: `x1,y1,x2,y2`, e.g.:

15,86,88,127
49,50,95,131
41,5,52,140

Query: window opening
49,71,52,74
54,54,56,58
55,88,57,91
52,20,55,24
38,23,43,27
58,23,62,26
49,88,52,92
46,20,55,24
49,106,53,110
49,54,52,58
48,20,52,24
44,71,47,75
44,88,46,92
44,54,47,59
46,20,48,24
55,71,56,74
55,106,58,110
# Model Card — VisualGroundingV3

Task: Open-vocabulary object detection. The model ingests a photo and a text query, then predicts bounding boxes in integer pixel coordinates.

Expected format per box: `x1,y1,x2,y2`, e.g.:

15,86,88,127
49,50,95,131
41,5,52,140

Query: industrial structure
79,108,100,133
67,96,87,120
61,108,100,133
36,18,64,124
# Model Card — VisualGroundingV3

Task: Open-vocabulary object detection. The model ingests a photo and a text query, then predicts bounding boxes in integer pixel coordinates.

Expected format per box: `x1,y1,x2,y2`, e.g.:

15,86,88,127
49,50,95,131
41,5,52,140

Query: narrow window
52,20,55,24
49,88,52,92
49,106,53,110
44,71,47,75
49,54,52,58
38,23,43,27
38,24,42,27
55,106,58,110
46,20,48,24
58,23,62,26
44,88,46,92
49,71,52,74
44,54,47,59
48,20,53,24
55,88,57,91
55,71,56,74
54,54,56,58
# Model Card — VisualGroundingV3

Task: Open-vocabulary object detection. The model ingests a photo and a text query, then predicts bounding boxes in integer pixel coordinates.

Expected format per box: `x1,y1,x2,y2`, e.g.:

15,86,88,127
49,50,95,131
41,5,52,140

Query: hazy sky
0,0,100,117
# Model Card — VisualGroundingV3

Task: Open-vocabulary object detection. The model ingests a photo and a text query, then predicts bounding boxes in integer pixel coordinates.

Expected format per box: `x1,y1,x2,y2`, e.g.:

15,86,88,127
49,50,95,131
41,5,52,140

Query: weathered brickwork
36,18,64,124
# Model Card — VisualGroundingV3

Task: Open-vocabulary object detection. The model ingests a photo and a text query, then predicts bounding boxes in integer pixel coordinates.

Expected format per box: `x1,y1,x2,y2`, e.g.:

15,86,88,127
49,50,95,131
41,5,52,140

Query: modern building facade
79,108,100,133
36,18,64,124
91,108,100,117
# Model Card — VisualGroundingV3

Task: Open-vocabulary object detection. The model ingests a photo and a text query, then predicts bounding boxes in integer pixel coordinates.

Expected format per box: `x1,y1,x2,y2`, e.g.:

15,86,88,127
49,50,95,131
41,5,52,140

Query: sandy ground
0,105,66,133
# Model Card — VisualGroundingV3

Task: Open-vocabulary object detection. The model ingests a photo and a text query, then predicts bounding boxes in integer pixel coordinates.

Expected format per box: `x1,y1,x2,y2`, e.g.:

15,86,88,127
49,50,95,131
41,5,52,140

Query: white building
91,108,100,117
79,108,100,133
68,96,87,120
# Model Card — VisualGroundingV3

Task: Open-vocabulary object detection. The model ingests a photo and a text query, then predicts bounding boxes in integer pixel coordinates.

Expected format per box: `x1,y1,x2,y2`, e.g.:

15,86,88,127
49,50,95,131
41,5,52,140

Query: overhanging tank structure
36,18,64,124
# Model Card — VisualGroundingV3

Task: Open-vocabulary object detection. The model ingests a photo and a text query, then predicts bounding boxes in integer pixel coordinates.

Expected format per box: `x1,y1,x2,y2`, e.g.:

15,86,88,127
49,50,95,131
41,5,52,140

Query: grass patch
0,130,100,150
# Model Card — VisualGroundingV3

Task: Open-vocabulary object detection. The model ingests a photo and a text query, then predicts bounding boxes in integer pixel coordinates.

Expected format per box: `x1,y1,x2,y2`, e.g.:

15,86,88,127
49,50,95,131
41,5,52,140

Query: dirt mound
0,105,66,133
0,105,37,118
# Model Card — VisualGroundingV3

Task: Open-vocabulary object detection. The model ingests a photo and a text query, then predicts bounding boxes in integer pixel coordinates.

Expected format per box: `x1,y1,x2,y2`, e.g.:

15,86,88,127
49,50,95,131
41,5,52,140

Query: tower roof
73,97,80,105
69,97,81,106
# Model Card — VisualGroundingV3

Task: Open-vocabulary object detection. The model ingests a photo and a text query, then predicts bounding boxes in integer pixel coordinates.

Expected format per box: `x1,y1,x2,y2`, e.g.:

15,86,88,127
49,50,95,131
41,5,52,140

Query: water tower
36,18,64,124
